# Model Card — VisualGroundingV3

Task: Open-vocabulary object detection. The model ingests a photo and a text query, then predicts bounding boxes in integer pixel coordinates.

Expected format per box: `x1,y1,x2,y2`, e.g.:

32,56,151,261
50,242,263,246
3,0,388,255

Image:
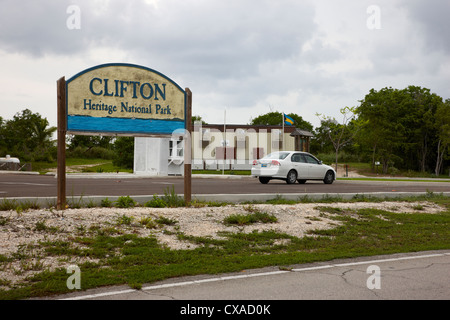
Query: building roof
194,123,314,137
289,128,314,137
196,123,296,133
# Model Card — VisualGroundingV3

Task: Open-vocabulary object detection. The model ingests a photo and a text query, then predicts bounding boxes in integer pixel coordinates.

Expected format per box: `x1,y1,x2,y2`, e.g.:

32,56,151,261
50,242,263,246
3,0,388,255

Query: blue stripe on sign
67,115,185,135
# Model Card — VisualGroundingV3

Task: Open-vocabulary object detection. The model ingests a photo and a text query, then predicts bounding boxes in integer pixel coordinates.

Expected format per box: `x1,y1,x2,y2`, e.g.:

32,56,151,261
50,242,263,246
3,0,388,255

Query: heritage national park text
83,77,172,116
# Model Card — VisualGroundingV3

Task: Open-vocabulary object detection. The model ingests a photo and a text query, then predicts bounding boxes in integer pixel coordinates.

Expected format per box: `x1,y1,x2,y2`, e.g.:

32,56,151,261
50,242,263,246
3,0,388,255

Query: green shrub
115,196,136,208
144,187,185,208
223,211,278,226
116,214,133,225
155,216,178,226
162,186,185,207
101,198,113,207
144,195,167,208
67,146,115,159
139,216,158,229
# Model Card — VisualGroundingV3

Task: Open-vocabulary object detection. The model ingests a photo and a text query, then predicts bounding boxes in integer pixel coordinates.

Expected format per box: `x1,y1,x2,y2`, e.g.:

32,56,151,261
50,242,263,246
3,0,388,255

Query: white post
223,107,226,175
282,112,285,151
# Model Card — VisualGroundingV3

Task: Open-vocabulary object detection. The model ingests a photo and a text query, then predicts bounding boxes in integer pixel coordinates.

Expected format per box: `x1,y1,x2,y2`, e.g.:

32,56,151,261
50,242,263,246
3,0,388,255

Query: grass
115,196,136,208
31,158,132,174
223,206,278,226
144,186,185,208
0,194,448,299
223,211,278,226
342,162,450,179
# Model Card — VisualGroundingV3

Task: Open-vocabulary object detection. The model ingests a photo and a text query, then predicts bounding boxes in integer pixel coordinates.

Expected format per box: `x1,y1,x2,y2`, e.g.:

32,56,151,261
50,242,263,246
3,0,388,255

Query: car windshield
262,152,290,160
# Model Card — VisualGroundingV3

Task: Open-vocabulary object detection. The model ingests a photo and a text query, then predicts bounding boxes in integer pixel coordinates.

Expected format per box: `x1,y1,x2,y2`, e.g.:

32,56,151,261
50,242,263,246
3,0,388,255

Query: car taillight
253,160,258,165
271,160,281,166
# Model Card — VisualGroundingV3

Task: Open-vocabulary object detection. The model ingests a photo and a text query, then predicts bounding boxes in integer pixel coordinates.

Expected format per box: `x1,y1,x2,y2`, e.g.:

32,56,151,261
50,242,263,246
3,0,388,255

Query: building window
169,139,183,159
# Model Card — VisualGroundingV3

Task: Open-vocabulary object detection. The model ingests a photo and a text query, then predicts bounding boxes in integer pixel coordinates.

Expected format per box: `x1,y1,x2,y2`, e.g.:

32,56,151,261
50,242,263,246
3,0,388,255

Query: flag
284,114,294,126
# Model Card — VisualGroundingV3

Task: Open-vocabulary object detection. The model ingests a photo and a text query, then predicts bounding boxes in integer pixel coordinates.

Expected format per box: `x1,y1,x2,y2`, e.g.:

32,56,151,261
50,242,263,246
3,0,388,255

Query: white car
251,151,336,184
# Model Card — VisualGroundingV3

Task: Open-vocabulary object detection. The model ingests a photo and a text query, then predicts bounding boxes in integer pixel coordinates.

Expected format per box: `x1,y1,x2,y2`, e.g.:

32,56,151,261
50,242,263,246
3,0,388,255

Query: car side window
291,153,301,162
304,155,319,164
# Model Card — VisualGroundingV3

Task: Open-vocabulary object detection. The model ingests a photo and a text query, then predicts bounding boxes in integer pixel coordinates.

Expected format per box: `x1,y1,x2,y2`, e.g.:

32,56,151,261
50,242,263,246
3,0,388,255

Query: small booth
290,128,314,152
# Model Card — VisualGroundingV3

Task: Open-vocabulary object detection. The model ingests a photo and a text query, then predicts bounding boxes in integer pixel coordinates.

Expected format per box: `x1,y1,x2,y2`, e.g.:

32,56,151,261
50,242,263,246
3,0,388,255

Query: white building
133,123,313,176
134,137,185,176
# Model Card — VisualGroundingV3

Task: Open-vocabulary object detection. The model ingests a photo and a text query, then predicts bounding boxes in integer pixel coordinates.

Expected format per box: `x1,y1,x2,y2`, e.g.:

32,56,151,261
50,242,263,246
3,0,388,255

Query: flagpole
223,107,226,175
282,112,284,151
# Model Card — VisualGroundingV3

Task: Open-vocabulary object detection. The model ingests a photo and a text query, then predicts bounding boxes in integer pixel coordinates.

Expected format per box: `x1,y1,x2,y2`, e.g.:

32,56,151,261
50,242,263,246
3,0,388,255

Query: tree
356,88,410,173
1,109,56,162
192,115,207,125
68,135,113,150
250,111,313,132
355,86,447,174
402,86,442,172
435,99,450,175
67,135,115,159
113,137,134,169
0,117,5,155
316,107,362,172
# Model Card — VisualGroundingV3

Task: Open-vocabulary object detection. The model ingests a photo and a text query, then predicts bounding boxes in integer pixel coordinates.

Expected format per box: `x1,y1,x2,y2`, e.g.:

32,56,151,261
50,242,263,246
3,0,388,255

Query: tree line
1,85,449,175
0,109,133,169
252,85,449,175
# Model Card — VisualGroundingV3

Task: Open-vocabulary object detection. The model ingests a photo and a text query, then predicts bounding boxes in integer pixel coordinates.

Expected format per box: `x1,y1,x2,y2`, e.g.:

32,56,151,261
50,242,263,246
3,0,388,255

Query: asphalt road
50,250,450,301
0,173,449,199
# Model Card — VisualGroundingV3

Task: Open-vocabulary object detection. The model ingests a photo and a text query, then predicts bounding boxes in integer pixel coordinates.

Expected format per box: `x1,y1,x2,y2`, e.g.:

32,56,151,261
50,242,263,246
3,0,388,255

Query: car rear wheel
259,177,270,184
286,170,297,184
323,170,334,184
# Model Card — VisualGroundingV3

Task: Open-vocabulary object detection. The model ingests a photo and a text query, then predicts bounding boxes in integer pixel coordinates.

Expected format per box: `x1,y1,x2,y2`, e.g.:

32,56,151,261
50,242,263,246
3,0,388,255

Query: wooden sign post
184,88,192,205
57,77,66,210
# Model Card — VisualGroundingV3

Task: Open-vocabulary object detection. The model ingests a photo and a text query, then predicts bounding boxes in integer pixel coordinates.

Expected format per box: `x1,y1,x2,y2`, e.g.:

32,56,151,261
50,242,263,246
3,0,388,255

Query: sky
0,0,449,131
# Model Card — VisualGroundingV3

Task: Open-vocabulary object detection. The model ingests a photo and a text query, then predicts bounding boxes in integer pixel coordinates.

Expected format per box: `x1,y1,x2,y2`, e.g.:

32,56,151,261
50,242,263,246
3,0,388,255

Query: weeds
0,199,19,211
0,199,40,213
223,210,278,226
115,196,136,208
34,220,59,233
162,186,185,207
0,217,9,226
138,216,158,229
145,186,185,208
144,195,167,208
138,215,178,229
101,198,113,207
115,214,134,225
237,205,278,224
155,216,178,226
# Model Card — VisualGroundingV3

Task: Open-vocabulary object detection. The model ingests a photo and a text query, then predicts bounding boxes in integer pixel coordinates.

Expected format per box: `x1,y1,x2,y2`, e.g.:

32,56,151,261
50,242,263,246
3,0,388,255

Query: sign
57,64,192,210
66,63,186,136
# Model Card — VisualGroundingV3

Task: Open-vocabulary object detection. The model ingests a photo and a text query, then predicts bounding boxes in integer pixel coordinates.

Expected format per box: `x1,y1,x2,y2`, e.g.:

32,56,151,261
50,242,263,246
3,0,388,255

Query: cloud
0,0,449,130
402,0,450,53
0,1,316,74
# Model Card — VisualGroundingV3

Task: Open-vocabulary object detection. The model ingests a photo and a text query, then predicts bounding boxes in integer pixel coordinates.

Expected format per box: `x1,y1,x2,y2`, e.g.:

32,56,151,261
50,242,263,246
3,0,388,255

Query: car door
291,153,308,179
303,154,325,179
